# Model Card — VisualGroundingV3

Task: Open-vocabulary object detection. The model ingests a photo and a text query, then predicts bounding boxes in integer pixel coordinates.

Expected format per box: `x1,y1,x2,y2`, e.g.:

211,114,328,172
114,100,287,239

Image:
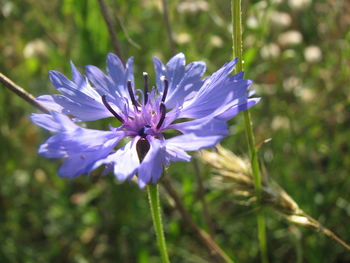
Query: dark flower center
138,125,152,137
136,138,151,162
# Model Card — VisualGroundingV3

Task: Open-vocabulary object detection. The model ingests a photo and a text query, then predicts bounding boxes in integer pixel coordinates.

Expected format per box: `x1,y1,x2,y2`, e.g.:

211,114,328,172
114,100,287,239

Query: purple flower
31,53,260,188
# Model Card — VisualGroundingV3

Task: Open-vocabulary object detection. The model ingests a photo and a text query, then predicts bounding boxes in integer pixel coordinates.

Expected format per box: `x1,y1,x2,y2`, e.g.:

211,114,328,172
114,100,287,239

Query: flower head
31,53,260,188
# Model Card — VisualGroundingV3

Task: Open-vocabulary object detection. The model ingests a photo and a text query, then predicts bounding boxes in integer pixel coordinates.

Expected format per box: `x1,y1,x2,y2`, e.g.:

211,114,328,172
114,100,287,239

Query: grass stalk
0,73,49,114
97,0,125,62
161,0,176,55
231,1,268,262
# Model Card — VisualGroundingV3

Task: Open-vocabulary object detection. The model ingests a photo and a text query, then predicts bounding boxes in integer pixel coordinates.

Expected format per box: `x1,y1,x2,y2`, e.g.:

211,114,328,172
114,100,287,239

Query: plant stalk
231,1,268,262
193,158,215,236
0,73,50,114
161,0,176,55
161,177,235,263
97,0,125,63
147,183,170,263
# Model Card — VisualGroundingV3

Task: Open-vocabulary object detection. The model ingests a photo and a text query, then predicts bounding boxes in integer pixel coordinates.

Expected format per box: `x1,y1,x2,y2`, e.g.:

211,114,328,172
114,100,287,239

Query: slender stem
147,183,170,263
256,212,268,263
302,212,350,250
115,14,141,50
0,73,50,114
161,177,235,263
293,230,303,263
193,158,215,236
231,1,268,263
161,0,176,55
97,0,125,63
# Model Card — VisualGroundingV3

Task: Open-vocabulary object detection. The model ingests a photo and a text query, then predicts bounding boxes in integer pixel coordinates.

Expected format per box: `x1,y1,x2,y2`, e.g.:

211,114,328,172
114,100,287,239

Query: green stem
231,1,268,263
147,183,170,263
257,212,268,263
161,0,176,55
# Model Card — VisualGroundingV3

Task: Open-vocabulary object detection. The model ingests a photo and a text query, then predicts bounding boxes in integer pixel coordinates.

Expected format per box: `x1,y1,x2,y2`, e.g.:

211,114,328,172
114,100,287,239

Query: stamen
160,76,168,103
101,95,124,123
127,80,141,108
143,72,149,104
156,102,166,129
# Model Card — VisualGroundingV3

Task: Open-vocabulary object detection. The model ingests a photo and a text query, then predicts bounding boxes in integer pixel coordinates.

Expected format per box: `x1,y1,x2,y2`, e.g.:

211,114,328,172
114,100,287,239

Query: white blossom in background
210,35,223,48
270,12,292,28
278,30,303,46
23,39,48,58
247,16,259,29
177,0,209,14
304,46,322,63
260,43,281,59
288,0,312,10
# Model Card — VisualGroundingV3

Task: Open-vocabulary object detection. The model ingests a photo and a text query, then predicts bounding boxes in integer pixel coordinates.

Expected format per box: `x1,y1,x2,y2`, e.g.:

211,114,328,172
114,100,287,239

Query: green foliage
1,0,349,262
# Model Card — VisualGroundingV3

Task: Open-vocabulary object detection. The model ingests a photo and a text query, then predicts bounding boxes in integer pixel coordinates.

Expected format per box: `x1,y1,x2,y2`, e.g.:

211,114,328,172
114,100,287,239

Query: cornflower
31,53,259,187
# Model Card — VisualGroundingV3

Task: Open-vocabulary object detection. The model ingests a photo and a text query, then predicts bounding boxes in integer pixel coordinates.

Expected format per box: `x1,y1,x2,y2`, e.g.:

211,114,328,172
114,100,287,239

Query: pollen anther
101,95,124,123
161,77,169,103
156,103,166,129
127,80,141,108
143,72,149,104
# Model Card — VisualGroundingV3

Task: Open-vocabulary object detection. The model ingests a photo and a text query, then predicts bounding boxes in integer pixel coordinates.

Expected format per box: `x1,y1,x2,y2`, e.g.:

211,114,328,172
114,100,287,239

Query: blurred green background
1,0,350,262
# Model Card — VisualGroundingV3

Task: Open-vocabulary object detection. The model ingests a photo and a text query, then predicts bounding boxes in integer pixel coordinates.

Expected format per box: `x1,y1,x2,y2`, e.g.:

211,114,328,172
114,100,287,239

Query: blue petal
49,70,75,91
166,53,186,91
85,65,126,112
153,56,166,93
33,112,124,178
31,113,64,132
36,95,64,113
50,70,100,102
203,80,254,118
48,69,117,121
112,137,140,181
39,133,70,158
106,53,125,87
153,53,207,109
124,57,134,86
39,126,121,159
165,144,191,162
86,59,131,110
91,137,140,182
179,70,253,119
166,133,224,152
70,61,85,86
165,61,206,108
216,98,261,120
85,65,116,96
106,53,133,98
51,112,79,131
231,71,244,81
169,117,230,136
30,112,77,132
42,94,112,121
58,153,99,178
137,137,166,188
58,139,117,178
153,53,185,95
